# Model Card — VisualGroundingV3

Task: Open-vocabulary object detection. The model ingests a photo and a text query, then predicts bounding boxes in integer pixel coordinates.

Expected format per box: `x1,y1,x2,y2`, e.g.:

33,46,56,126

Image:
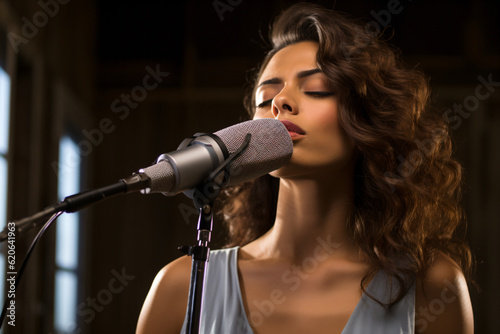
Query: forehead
261,41,319,79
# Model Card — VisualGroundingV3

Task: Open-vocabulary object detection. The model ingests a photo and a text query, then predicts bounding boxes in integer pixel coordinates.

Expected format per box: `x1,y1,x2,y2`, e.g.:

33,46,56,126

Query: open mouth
280,120,306,138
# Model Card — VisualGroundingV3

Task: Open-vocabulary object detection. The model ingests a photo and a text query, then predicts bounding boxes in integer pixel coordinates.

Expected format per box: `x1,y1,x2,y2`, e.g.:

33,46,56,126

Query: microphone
134,118,293,196
0,119,293,241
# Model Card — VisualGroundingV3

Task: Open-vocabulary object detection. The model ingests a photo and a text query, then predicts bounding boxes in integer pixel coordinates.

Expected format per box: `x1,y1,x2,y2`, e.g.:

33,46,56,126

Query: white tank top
181,247,415,333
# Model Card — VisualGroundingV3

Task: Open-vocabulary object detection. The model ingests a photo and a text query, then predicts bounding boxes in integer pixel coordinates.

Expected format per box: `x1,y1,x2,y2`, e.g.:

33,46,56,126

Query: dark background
0,0,499,333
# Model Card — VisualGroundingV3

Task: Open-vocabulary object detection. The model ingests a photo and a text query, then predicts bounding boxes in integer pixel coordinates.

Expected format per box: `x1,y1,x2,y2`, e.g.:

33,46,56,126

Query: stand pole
183,203,214,334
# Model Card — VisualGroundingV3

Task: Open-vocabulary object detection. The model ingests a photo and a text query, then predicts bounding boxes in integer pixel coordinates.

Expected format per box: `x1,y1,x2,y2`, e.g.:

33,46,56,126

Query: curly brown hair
218,3,472,305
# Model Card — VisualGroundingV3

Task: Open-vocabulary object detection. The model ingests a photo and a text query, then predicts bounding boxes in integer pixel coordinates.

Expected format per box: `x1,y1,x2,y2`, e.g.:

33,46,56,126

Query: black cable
0,211,63,329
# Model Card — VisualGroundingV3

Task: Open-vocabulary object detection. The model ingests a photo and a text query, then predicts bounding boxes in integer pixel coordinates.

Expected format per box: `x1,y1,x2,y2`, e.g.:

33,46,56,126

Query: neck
260,168,357,262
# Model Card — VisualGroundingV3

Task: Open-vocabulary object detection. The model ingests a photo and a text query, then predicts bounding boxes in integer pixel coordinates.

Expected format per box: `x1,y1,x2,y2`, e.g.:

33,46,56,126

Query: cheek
253,109,266,120
253,108,276,120
307,102,354,156
310,102,341,136
317,112,339,131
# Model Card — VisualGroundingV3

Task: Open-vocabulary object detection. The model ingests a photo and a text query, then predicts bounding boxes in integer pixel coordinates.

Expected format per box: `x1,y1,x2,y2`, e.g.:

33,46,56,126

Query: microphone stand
179,133,251,334
0,175,149,242
0,132,252,334
179,195,215,334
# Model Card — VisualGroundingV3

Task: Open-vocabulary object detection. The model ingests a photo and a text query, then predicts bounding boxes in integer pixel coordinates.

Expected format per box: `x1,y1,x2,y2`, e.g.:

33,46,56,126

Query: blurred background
0,0,498,333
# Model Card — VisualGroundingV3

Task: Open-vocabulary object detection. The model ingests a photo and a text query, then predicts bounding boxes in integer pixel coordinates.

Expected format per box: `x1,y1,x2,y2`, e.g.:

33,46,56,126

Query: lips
280,120,306,137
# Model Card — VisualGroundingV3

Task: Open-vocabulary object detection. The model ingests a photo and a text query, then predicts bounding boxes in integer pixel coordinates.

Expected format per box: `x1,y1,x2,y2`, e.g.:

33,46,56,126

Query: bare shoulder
415,251,474,334
136,255,192,334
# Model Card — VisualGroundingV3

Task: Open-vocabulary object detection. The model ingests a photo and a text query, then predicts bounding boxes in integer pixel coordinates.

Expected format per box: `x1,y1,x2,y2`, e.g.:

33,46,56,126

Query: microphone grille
214,118,293,186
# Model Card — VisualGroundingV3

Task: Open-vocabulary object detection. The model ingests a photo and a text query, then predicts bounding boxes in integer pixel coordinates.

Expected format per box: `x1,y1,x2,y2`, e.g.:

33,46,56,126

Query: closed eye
256,99,273,108
256,92,333,108
305,91,334,97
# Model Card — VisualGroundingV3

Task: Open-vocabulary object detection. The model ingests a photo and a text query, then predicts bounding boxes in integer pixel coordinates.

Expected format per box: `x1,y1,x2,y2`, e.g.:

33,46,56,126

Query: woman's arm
136,255,192,334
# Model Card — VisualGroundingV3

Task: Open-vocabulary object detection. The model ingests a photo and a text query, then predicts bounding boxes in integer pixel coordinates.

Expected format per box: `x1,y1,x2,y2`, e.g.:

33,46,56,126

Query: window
54,136,81,333
0,29,11,327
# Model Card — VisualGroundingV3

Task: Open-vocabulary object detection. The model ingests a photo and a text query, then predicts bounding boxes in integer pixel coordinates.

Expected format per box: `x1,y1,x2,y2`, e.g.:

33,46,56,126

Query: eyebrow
258,68,322,87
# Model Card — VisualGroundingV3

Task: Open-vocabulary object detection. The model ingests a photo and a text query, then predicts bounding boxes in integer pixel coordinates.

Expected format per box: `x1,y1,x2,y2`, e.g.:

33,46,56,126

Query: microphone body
138,118,293,196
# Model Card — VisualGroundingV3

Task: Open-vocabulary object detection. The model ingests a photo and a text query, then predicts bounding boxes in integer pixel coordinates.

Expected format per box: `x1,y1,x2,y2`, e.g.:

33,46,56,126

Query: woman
136,3,474,333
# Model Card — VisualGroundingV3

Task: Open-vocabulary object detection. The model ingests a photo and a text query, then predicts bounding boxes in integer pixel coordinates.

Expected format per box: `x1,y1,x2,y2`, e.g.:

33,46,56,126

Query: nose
272,89,297,118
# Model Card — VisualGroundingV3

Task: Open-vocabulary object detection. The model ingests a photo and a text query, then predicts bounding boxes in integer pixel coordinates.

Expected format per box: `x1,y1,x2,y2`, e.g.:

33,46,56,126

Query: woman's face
253,41,355,179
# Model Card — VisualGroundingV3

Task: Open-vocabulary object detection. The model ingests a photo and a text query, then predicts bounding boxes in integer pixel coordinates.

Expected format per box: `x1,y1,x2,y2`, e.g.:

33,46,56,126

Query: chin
269,164,322,180
269,157,355,181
